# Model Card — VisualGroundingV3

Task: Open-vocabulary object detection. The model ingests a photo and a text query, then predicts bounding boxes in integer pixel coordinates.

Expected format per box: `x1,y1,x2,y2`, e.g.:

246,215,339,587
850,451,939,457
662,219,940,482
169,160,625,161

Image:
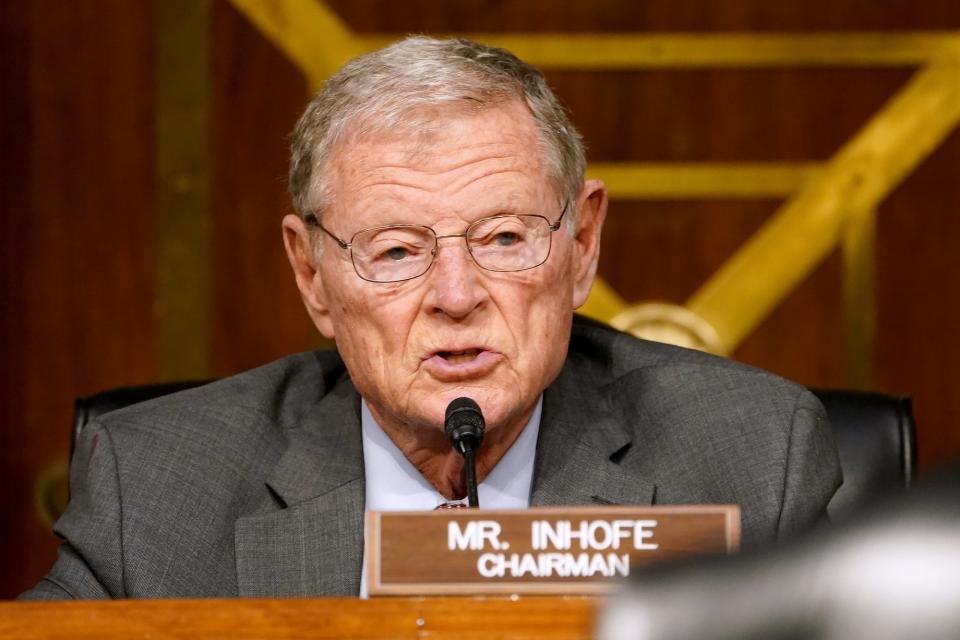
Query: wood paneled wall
209,0,316,375
0,0,156,597
1,0,958,598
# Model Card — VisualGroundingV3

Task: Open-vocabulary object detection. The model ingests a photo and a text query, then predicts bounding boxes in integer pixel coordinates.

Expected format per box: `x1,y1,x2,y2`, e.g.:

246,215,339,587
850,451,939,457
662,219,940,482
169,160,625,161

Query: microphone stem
464,447,479,508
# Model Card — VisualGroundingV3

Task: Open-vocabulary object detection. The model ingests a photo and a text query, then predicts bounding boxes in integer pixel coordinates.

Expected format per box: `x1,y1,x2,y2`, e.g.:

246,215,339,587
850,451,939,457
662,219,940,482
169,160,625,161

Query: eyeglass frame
304,201,570,283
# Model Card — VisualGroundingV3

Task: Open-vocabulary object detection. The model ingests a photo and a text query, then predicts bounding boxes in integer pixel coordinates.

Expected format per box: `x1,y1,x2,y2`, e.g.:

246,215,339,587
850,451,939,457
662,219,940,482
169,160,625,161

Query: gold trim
842,207,877,388
224,3,960,360
154,0,213,379
227,0,960,85
611,302,726,355
587,163,820,199
687,59,960,352
33,460,69,528
357,32,960,69
230,0,361,89
577,278,628,324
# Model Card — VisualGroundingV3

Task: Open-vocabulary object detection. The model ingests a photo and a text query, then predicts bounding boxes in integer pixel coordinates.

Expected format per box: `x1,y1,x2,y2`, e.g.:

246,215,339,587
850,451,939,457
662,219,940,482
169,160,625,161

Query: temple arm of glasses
549,201,570,231
305,214,350,249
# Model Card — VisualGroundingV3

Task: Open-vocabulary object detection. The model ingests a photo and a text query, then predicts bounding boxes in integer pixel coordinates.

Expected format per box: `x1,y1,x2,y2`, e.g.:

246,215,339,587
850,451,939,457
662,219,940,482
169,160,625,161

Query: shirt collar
361,396,542,511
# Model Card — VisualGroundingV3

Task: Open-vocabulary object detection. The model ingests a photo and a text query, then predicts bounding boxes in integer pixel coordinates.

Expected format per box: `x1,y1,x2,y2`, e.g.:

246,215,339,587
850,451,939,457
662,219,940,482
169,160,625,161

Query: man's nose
424,235,488,319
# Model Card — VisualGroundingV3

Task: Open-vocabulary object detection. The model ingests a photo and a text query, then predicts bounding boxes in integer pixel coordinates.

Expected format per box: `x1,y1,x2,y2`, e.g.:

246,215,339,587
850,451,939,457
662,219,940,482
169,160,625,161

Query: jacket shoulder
567,318,840,545
88,349,349,513
57,350,350,597
570,316,806,396
101,350,346,430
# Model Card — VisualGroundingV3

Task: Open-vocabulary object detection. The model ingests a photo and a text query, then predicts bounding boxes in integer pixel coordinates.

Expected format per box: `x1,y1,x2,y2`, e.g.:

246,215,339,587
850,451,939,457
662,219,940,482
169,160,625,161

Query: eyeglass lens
349,215,554,283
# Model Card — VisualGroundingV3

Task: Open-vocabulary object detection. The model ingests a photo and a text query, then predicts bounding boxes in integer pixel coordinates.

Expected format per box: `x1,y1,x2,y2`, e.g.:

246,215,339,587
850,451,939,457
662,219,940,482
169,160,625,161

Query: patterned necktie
435,501,470,510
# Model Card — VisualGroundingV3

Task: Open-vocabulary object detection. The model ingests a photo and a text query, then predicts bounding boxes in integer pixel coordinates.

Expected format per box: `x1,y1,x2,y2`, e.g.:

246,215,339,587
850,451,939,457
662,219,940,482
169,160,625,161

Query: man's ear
281,214,335,339
570,179,608,309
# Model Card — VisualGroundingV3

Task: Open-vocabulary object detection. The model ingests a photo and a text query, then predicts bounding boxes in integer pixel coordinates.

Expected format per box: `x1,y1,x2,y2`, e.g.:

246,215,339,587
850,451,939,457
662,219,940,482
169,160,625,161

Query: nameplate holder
365,505,740,596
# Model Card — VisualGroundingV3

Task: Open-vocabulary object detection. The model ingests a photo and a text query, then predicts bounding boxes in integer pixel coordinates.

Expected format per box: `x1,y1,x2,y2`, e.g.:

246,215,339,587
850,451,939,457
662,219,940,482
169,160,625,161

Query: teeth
440,349,479,363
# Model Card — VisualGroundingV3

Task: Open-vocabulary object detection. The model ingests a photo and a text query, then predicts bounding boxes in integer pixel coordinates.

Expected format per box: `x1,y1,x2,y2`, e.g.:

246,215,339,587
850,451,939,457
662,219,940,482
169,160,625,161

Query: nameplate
365,505,740,595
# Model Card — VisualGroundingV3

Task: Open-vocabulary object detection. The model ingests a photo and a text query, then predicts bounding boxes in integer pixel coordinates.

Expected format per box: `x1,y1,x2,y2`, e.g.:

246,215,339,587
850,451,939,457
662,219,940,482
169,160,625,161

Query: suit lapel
234,332,656,595
235,375,365,597
531,359,655,507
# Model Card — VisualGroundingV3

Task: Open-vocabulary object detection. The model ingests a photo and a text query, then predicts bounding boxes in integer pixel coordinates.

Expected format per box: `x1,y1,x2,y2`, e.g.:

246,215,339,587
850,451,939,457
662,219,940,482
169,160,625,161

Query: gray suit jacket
22,321,841,599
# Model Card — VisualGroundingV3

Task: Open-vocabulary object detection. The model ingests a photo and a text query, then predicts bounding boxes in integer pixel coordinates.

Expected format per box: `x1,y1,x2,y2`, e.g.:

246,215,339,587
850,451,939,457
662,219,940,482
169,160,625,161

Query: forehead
324,101,556,224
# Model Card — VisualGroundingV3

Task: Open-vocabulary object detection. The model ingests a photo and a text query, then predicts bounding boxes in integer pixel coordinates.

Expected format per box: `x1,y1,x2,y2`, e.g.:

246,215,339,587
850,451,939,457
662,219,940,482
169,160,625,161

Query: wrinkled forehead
323,100,558,210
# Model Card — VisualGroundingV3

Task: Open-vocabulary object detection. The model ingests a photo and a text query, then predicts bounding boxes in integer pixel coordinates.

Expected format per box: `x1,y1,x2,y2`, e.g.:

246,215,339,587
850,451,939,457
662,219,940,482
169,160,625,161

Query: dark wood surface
2,0,959,598
0,596,598,640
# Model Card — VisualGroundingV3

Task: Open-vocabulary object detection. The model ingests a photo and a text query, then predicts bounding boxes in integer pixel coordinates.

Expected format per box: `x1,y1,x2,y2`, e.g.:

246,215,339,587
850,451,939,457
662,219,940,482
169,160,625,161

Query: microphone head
444,397,485,454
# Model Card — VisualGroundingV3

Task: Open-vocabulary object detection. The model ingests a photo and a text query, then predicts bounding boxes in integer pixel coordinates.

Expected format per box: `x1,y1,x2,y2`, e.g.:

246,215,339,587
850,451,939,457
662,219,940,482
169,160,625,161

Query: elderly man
23,37,840,599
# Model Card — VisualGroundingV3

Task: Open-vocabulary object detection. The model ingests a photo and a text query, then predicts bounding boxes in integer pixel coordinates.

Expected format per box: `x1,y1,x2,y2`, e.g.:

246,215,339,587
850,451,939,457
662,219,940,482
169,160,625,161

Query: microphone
444,397,485,508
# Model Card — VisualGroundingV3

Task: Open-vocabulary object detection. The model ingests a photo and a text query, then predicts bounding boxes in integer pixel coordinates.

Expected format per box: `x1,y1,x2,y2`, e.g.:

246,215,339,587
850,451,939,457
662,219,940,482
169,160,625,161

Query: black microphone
444,397,485,508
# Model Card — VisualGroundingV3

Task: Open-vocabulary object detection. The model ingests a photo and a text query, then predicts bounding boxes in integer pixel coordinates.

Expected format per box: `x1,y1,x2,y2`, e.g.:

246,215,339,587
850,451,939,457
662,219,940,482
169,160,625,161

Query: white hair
288,36,586,221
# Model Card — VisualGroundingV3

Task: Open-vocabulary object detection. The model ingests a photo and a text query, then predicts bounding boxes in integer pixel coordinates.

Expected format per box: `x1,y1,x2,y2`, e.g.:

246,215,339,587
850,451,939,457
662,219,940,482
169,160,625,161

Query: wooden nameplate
365,505,740,595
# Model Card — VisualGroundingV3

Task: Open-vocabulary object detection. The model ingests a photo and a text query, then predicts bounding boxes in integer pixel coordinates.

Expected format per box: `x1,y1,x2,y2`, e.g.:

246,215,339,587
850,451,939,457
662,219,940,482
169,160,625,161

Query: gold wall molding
587,163,821,200
230,0,361,87
686,58,960,356
228,1,960,79
841,207,877,389
360,32,960,70
228,0,960,382
611,302,726,355
33,461,68,529
155,0,213,380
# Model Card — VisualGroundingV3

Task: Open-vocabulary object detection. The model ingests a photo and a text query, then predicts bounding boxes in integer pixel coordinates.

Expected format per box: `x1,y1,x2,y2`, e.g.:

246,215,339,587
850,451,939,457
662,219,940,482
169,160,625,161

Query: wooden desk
0,596,598,639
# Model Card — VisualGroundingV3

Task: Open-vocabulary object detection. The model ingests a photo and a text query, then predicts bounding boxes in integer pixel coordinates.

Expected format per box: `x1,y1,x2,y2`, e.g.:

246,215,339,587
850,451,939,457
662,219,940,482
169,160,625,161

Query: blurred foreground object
599,470,960,640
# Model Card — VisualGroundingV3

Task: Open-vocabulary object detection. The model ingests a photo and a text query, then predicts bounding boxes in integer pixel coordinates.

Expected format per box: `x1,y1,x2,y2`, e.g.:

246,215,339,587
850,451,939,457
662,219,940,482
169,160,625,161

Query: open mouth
437,349,481,364
424,347,501,380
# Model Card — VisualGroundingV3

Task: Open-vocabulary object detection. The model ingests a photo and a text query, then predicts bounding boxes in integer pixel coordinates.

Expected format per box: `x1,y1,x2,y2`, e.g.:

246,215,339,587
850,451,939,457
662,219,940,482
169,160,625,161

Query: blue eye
384,247,410,261
494,232,520,246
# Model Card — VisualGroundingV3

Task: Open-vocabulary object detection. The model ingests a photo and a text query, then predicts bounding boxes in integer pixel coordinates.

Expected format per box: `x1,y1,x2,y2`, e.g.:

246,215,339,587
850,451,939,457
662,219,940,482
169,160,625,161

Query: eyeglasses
305,202,569,283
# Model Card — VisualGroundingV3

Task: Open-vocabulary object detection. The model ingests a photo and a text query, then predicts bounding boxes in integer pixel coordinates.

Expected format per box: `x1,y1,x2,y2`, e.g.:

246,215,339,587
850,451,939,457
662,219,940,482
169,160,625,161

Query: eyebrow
373,203,520,224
